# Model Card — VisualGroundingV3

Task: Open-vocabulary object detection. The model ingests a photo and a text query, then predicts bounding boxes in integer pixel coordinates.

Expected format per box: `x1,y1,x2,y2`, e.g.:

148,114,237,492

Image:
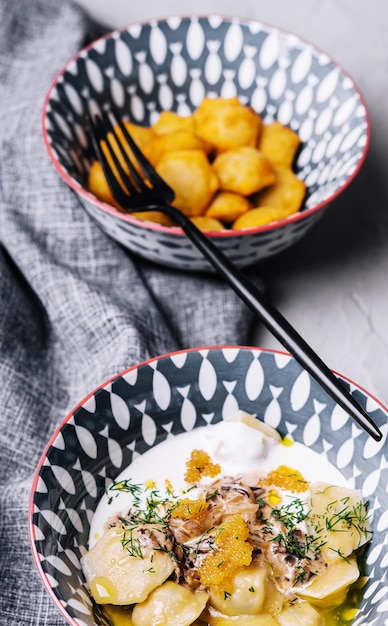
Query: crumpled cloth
0,1,256,624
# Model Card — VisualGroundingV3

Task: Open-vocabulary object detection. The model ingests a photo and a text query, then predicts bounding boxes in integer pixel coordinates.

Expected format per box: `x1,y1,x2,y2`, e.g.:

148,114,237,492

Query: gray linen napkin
0,0,255,624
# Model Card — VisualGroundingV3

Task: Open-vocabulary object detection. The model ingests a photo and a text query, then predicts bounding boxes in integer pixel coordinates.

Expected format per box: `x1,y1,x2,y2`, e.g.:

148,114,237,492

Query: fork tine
116,114,175,201
99,110,147,194
87,114,129,207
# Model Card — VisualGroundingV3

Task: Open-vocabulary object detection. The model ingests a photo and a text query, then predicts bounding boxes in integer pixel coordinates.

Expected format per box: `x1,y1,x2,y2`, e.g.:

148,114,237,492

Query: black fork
86,109,382,441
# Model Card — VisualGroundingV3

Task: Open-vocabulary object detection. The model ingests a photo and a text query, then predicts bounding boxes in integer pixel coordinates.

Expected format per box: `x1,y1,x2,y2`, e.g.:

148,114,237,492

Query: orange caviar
165,479,174,493
200,514,253,587
171,497,209,521
260,464,309,493
184,449,221,483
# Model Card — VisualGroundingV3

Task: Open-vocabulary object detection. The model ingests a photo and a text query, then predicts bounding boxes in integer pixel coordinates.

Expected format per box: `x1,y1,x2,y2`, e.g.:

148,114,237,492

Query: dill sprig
108,479,143,506
272,497,308,528
270,496,326,561
324,497,372,543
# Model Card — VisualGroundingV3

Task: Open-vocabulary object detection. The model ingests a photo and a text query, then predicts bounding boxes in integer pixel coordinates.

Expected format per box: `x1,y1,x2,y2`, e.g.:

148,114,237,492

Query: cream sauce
89,412,347,547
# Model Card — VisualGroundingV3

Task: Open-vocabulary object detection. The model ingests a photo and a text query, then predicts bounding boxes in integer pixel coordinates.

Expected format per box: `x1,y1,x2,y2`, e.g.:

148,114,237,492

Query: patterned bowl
29,346,388,626
42,15,369,271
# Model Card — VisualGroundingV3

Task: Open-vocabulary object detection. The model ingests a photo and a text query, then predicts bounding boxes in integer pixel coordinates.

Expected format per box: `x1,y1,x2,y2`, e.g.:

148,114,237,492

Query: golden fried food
212,147,276,196
155,149,220,216
258,121,301,168
193,97,262,152
87,160,117,207
143,130,212,166
254,167,306,216
122,120,155,151
101,123,146,184
152,110,195,135
190,216,225,231
131,211,174,226
231,206,287,229
87,100,306,230
205,191,252,224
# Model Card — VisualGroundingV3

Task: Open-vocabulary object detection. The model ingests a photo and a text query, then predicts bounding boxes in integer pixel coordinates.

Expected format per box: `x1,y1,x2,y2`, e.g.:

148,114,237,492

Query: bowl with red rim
29,345,388,625
42,15,369,271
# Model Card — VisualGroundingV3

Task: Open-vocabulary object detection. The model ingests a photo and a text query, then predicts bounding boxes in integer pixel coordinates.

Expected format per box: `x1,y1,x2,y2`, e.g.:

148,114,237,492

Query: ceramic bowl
42,15,369,271
29,346,388,625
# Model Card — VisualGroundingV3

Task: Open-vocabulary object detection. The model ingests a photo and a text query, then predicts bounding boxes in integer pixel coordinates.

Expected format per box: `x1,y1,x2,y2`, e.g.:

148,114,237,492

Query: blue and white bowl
42,15,370,271
29,346,388,625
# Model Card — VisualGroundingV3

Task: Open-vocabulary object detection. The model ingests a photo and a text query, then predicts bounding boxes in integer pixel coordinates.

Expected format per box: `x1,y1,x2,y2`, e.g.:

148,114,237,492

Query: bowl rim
41,13,371,238
28,343,388,625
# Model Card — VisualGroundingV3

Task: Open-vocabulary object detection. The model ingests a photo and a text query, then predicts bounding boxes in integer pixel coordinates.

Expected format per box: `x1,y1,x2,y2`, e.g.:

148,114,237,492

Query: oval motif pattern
303,413,321,446
51,465,76,495
290,370,310,411
170,44,188,86
152,369,171,411
264,397,282,430
181,398,197,431
316,68,339,103
115,37,133,76
186,19,206,60
238,53,257,90
110,392,131,430
259,31,280,70
63,82,83,115
85,58,104,93
149,25,168,65
198,357,217,400
110,78,125,108
291,47,313,84
107,436,123,468
335,437,355,469
245,357,264,401
141,412,157,447
269,67,287,101
224,22,244,62
222,392,239,418
74,424,98,459
31,346,388,626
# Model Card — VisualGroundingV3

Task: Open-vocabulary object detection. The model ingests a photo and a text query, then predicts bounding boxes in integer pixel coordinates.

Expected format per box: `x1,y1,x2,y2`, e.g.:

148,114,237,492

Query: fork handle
140,204,382,441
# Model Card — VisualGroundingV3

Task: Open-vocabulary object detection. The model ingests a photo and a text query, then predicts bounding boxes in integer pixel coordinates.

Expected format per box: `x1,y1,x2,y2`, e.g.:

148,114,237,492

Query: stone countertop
75,0,388,407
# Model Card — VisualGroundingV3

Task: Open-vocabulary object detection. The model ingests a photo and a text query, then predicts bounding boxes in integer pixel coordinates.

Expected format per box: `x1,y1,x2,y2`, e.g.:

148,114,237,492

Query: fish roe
260,465,309,493
171,498,209,521
165,479,174,493
268,489,282,505
200,514,253,587
184,449,221,483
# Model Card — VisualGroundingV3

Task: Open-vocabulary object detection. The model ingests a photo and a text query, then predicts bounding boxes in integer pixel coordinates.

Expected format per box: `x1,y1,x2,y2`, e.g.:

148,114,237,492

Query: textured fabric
0,1,256,623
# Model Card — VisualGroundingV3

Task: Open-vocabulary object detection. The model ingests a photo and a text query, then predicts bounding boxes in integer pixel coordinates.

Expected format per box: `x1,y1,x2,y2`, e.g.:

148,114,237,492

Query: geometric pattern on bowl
29,346,388,625
42,16,370,270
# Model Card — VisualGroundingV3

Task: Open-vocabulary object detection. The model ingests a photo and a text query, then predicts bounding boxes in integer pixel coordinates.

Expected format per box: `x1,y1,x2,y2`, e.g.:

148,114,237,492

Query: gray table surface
75,0,388,408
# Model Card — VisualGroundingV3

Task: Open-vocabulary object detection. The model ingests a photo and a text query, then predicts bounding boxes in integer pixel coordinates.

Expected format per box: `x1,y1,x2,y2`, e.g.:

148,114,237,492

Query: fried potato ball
232,206,287,229
152,110,195,135
212,147,276,196
87,102,306,228
143,130,212,167
99,123,148,186
193,97,262,152
155,149,220,216
190,216,225,231
122,120,155,151
205,191,252,224
131,211,174,226
258,121,301,168
87,160,118,207
254,167,306,216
